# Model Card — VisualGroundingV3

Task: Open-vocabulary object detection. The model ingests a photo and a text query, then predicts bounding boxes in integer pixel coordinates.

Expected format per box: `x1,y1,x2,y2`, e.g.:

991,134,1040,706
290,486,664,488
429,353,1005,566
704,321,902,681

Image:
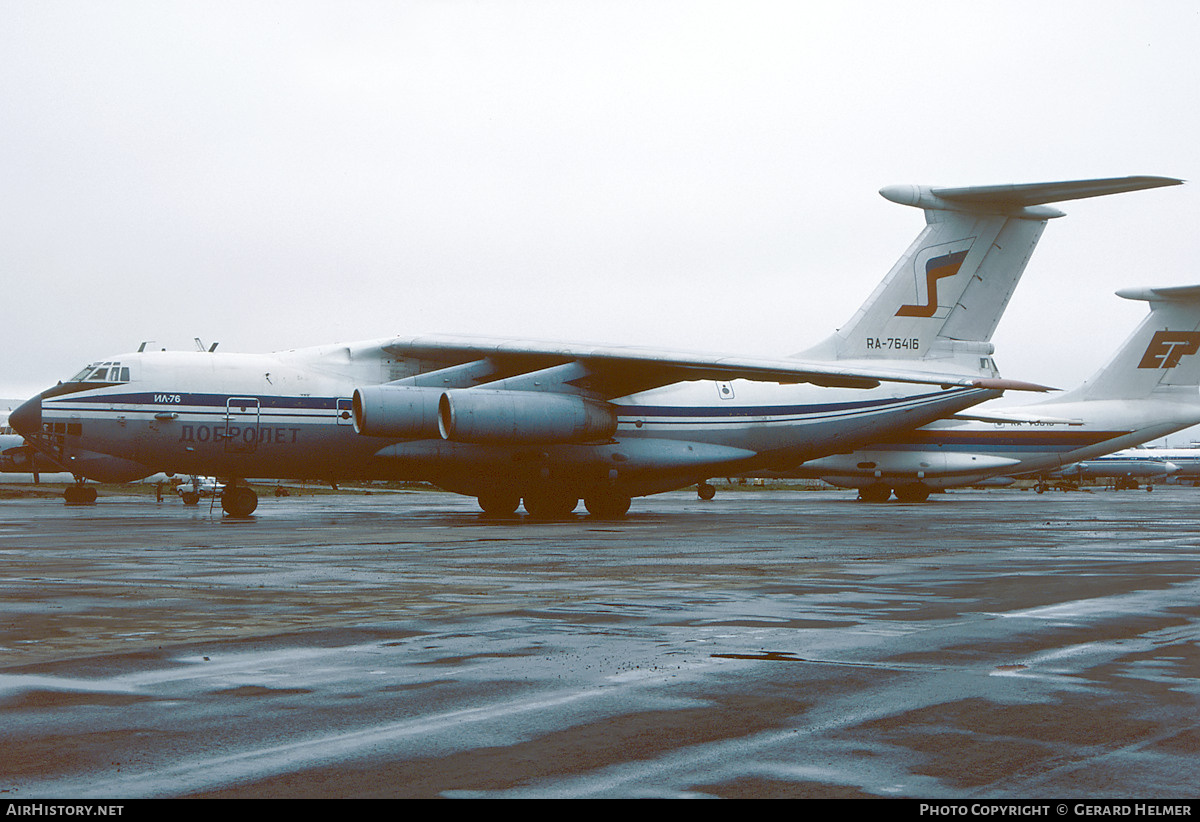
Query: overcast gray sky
4,1,1200,421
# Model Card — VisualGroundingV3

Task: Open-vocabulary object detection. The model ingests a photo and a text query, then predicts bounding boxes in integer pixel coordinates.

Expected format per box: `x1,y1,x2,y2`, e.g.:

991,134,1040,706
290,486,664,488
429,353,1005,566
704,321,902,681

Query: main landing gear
857,483,931,503
477,490,521,517
894,484,931,503
63,480,97,505
522,489,579,519
857,484,891,503
583,491,631,518
474,487,633,519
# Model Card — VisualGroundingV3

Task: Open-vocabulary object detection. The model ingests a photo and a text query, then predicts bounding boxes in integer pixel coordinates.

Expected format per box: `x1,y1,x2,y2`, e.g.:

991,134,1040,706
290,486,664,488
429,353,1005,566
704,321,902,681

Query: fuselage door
336,397,354,426
224,396,261,453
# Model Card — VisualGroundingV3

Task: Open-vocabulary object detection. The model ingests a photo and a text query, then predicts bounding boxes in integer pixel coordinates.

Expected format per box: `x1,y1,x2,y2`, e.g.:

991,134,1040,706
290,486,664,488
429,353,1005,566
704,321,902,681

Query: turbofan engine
437,389,618,444
351,385,442,438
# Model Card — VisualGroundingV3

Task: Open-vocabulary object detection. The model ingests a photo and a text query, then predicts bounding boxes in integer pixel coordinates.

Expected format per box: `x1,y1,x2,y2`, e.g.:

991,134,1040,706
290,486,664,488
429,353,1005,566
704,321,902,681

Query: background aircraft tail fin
1054,284,1200,403
799,176,1182,376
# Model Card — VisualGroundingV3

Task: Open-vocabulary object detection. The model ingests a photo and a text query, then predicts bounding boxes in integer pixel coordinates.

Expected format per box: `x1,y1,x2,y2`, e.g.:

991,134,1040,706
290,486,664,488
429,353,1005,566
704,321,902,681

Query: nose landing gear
220,482,258,517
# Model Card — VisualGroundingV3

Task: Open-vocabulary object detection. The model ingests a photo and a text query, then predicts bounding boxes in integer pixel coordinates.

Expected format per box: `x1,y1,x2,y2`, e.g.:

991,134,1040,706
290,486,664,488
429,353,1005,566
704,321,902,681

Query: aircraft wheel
522,491,578,520
857,484,891,503
221,486,258,518
63,485,97,505
584,492,631,518
894,484,930,503
477,490,521,516
697,482,716,501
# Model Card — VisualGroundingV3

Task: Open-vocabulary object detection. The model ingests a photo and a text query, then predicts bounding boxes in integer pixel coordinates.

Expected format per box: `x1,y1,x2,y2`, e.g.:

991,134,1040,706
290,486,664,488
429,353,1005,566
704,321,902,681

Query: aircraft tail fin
1053,284,1200,403
799,176,1182,376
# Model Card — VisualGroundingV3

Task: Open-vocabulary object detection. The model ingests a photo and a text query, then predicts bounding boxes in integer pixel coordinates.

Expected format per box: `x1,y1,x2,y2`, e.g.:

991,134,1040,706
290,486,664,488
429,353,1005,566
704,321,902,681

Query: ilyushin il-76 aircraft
9,176,1179,517
789,283,1200,501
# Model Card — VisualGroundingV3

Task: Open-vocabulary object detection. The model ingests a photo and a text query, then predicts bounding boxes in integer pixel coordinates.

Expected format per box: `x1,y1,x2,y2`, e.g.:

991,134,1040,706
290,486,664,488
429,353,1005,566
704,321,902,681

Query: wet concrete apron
1,487,1198,798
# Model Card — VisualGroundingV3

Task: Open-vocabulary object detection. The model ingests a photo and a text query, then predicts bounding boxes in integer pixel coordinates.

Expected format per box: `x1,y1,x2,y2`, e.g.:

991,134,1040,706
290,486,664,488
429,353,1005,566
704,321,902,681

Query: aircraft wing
378,335,1050,398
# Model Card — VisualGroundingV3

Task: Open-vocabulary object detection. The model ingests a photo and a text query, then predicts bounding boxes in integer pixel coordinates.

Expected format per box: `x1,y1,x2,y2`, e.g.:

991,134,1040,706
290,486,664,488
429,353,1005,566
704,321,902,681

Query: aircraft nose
9,395,42,437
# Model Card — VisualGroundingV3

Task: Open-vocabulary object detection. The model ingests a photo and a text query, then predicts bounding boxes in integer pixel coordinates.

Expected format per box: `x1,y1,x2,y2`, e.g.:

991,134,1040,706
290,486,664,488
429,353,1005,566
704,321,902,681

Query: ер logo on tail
1137,331,1200,369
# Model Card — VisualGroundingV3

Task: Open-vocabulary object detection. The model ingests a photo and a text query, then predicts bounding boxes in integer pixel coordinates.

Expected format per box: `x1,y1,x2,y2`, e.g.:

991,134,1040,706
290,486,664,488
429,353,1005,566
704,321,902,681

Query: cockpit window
68,361,131,383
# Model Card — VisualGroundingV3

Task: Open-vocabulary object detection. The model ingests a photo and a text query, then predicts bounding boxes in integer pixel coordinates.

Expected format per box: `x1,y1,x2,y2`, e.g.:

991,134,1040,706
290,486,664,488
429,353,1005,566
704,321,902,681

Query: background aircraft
1054,449,1180,490
1055,442,1200,489
794,284,1200,501
0,411,69,482
10,176,1174,517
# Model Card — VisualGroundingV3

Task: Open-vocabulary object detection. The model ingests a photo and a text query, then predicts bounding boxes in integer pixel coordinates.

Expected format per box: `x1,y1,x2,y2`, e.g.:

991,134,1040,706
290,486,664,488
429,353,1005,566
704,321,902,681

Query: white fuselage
797,396,1200,490
17,344,999,498
1062,445,1200,481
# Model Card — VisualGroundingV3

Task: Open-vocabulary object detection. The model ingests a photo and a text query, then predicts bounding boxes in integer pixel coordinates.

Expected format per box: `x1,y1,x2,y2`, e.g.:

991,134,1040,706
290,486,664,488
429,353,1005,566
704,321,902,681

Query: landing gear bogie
477,490,521,517
63,484,97,505
893,484,931,503
522,490,579,520
857,484,892,503
584,492,632,518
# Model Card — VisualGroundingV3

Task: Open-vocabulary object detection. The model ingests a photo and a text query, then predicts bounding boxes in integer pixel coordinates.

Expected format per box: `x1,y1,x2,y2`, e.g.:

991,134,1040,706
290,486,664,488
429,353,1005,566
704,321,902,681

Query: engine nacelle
352,385,442,438
438,389,618,444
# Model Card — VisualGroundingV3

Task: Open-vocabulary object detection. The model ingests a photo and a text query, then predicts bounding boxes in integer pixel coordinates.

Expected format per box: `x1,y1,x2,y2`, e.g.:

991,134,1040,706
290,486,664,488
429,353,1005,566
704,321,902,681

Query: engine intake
438,389,618,444
351,385,442,438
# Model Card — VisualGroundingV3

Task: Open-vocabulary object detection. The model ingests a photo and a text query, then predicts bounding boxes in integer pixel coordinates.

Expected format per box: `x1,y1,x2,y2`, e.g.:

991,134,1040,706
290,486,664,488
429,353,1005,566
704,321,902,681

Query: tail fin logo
895,250,969,318
1137,331,1200,369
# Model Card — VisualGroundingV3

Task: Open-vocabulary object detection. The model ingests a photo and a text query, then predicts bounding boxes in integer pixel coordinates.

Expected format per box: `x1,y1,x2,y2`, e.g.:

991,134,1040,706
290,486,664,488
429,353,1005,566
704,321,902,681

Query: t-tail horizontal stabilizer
880,175,1182,215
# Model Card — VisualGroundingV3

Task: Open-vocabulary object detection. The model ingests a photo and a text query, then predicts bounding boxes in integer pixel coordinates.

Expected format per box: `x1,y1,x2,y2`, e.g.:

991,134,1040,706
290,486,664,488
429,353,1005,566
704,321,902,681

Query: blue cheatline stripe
51,392,342,410
44,404,332,422
47,387,979,423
